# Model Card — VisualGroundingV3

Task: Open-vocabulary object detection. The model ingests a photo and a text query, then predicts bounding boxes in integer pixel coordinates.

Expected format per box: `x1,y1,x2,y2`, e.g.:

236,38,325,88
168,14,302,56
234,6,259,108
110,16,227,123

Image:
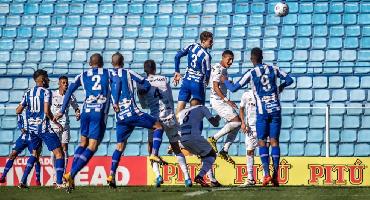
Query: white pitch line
183,187,232,197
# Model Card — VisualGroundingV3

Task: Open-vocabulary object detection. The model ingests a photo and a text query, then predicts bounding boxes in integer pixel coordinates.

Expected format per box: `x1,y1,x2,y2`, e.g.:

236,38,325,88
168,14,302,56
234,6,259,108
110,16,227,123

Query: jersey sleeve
129,70,151,92
44,89,51,103
174,44,193,73
201,106,213,119
210,64,221,83
20,90,28,107
60,73,82,114
273,66,294,88
239,92,248,108
225,70,251,92
70,94,79,110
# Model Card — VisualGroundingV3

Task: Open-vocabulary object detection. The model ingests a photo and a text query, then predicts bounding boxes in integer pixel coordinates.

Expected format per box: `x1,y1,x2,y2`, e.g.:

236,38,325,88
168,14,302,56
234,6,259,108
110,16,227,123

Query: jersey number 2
92,75,102,90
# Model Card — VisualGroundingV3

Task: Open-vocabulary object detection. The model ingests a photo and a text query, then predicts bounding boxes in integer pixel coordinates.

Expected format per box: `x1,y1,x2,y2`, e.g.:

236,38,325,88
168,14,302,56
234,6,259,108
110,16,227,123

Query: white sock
213,121,241,140
247,154,254,180
206,169,217,182
152,162,161,178
176,153,190,180
50,152,56,181
199,156,215,177
223,127,240,152
64,150,68,174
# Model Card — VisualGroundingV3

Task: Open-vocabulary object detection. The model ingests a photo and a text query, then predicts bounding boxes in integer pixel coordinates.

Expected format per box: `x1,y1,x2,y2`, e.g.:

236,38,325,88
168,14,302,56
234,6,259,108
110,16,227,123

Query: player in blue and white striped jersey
173,31,213,117
0,114,42,186
222,48,293,187
107,53,166,188
15,69,65,188
55,54,111,191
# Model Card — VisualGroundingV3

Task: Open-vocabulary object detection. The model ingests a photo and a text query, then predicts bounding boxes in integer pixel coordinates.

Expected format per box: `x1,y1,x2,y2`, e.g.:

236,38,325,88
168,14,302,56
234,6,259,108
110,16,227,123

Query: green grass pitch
1,186,370,200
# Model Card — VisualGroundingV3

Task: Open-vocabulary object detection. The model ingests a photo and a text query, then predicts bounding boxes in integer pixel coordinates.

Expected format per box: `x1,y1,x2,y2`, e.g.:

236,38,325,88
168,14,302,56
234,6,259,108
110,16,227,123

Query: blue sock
110,150,123,176
271,146,280,179
259,146,270,177
21,156,37,184
55,158,65,185
35,161,41,182
71,148,94,178
152,129,164,156
1,159,15,179
72,146,86,167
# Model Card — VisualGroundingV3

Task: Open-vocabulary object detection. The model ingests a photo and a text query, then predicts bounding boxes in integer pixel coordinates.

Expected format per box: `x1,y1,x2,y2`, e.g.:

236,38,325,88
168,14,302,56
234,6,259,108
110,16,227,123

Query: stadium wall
0,156,368,186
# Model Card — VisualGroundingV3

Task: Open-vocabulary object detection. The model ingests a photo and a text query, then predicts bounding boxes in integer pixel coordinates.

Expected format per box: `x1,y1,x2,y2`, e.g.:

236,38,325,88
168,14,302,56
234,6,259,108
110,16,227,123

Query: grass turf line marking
183,187,231,197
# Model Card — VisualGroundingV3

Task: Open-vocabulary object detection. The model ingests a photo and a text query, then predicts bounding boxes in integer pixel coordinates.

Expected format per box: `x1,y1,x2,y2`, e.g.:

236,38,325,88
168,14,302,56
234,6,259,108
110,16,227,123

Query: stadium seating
0,1,369,157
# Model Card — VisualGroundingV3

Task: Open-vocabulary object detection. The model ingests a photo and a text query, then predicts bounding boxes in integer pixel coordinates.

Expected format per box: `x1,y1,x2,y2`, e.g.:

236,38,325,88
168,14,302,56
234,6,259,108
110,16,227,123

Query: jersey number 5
92,75,102,90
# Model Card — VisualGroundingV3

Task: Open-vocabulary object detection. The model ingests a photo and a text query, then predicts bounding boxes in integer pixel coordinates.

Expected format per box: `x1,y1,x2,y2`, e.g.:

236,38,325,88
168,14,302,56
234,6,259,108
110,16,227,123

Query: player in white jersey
239,90,258,186
50,76,80,184
138,60,192,187
178,99,222,187
207,50,241,166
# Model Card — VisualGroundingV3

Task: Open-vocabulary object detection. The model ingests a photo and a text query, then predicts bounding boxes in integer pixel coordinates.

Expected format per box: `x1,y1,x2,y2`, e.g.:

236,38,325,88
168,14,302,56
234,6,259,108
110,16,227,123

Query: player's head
144,59,156,75
200,31,213,49
250,47,263,65
89,53,104,68
190,98,201,107
58,75,68,92
221,50,234,68
112,52,124,68
33,69,50,88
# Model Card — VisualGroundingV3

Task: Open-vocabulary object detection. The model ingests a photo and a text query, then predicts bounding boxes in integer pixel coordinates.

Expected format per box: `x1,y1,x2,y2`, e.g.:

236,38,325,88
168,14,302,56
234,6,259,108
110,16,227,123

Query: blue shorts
80,111,107,142
256,111,282,141
30,130,61,152
178,79,205,104
116,112,157,143
12,134,34,154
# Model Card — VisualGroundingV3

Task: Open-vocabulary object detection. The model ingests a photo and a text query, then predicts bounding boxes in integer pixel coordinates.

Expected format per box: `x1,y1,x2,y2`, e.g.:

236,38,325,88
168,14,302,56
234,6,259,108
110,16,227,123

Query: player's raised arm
58,74,82,116
16,91,28,115
173,44,192,86
223,70,252,92
203,53,212,86
70,94,80,120
273,66,294,93
129,69,151,94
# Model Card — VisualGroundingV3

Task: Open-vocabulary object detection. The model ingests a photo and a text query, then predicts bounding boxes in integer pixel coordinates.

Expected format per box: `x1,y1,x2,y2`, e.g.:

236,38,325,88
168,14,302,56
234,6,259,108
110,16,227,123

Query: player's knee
9,151,18,160
269,138,279,146
170,142,182,154
153,122,163,130
53,148,64,159
202,149,217,158
247,150,255,156
62,144,68,152
231,116,242,123
258,140,266,147
116,142,125,152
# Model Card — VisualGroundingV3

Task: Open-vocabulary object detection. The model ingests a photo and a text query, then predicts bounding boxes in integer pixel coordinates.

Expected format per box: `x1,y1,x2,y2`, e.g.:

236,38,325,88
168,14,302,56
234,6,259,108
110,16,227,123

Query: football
275,2,289,17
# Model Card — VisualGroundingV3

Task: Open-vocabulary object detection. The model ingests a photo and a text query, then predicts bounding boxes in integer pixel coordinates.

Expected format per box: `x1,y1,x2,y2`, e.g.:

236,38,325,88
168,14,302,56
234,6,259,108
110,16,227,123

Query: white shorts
245,128,257,151
52,124,70,144
210,98,238,122
180,135,212,157
148,114,180,143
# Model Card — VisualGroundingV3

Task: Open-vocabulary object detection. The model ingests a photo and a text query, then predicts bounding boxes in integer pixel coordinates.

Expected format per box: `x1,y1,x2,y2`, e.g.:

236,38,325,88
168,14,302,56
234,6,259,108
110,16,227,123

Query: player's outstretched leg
194,150,217,187
0,151,19,183
208,121,241,153
19,155,37,188
218,127,239,166
108,145,124,188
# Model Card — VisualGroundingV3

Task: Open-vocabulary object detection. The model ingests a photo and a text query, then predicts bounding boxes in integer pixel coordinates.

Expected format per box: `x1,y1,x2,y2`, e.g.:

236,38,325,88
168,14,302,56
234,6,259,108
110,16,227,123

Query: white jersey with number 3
178,105,213,138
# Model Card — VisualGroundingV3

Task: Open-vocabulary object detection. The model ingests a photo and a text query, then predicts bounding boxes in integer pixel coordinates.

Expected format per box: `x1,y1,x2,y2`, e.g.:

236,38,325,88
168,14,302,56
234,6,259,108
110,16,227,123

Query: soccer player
55,54,111,191
221,47,293,186
107,53,166,188
178,99,222,187
173,31,213,117
16,69,65,188
50,76,80,184
0,114,42,186
137,59,192,187
207,50,241,166
239,90,258,186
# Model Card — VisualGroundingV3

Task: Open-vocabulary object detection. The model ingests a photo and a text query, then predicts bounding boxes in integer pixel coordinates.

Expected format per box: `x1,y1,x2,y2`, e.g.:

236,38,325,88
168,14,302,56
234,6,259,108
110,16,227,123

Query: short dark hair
200,31,213,42
222,50,234,57
90,53,103,67
59,75,68,81
144,59,156,75
112,52,124,66
33,69,48,81
251,47,263,63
